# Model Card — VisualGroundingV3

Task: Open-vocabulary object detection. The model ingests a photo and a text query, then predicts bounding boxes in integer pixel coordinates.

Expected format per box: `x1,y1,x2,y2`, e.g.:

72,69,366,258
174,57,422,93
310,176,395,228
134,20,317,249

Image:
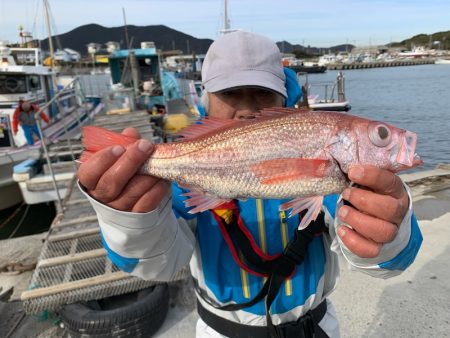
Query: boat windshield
0,74,27,94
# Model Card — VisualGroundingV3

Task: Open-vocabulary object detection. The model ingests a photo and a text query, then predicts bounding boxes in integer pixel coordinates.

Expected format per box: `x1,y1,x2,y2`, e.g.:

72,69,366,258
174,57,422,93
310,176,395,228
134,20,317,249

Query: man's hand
77,128,170,213
337,165,409,258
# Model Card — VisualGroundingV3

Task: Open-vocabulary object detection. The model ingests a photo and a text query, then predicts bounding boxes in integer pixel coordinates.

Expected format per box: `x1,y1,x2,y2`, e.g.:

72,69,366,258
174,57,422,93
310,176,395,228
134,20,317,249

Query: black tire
60,284,169,338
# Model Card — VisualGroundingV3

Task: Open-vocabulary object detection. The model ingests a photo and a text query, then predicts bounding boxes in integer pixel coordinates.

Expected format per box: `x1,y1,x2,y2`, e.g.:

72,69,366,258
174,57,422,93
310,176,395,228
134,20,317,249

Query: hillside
276,41,354,56
38,23,450,56
39,23,355,56
39,24,214,55
390,30,450,49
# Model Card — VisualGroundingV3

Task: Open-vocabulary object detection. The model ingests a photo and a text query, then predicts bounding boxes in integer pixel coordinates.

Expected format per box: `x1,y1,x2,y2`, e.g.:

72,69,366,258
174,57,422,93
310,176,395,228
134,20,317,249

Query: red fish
81,108,422,229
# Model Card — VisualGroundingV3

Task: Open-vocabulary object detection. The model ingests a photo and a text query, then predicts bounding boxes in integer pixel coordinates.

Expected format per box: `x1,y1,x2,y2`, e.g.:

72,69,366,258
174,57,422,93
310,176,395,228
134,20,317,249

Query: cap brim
203,69,287,98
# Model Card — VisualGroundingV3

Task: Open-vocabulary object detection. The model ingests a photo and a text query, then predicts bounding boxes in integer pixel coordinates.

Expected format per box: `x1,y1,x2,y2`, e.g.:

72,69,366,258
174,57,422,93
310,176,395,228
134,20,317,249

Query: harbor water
308,64,450,170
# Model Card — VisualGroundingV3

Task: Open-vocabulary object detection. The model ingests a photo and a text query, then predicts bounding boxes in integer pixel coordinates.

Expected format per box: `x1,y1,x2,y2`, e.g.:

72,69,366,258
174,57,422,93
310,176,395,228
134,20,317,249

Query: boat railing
34,77,85,211
297,71,347,103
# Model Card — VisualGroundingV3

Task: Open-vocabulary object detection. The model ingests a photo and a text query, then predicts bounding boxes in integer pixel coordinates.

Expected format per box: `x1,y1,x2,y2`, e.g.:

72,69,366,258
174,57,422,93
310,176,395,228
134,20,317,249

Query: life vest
194,201,327,337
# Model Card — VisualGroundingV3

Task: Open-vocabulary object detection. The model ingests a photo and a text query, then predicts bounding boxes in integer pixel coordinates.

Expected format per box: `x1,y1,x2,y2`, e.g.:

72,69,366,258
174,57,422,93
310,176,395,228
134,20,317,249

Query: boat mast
43,0,55,68
224,0,230,32
220,0,234,34
40,0,75,211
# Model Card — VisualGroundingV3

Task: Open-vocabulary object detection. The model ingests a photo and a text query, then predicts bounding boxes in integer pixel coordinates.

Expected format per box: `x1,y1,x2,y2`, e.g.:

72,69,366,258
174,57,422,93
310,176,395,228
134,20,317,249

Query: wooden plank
21,271,131,300
65,198,90,206
38,248,106,268
52,215,98,228
27,178,73,192
48,228,100,242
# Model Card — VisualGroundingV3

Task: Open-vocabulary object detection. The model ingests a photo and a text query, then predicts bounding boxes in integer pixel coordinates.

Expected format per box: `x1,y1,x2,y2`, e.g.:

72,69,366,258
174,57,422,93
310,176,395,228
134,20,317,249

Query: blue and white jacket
82,181,422,338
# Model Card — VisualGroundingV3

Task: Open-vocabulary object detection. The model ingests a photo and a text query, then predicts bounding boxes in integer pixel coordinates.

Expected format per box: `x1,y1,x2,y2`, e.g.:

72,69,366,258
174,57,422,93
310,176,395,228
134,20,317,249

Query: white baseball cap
201,31,287,98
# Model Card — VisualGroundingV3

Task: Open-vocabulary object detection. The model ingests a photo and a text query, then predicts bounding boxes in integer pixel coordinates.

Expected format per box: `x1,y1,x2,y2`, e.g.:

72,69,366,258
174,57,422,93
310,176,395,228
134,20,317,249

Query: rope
9,204,30,239
0,202,25,232
0,262,36,276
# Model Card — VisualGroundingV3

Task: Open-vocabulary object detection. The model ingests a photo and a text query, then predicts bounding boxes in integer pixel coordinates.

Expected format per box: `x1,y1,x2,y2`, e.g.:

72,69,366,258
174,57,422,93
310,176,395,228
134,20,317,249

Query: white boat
0,42,100,210
318,54,339,66
298,71,351,112
435,59,450,65
397,46,431,59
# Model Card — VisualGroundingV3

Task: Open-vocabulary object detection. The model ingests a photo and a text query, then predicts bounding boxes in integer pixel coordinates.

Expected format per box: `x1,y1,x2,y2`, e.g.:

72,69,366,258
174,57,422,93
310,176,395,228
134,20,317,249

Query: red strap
211,202,282,278
233,209,281,261
211,211,267,278
212,200,238,210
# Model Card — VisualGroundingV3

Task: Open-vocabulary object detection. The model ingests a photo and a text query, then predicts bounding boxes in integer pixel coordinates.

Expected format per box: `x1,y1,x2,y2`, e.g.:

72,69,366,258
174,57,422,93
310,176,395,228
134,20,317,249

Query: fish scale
147,113,345,199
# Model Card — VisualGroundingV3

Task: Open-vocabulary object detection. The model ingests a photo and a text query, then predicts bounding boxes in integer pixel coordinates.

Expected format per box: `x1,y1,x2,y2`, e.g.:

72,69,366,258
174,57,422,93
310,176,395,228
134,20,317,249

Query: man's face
208,87,284,120
22,102,31,112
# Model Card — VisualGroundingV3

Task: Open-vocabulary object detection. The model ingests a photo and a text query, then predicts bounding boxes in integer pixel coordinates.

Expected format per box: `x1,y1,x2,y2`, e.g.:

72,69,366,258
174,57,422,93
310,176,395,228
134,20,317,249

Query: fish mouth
393,131,423,171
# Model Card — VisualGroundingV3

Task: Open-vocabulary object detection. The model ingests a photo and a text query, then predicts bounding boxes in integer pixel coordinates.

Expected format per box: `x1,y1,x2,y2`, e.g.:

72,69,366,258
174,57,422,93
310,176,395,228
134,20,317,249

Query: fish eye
369,123,392,147
378,125,389,140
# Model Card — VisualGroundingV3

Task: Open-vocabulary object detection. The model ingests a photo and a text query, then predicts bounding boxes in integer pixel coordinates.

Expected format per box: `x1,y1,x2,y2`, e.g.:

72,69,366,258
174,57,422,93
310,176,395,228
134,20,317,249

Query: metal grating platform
21,111,189,314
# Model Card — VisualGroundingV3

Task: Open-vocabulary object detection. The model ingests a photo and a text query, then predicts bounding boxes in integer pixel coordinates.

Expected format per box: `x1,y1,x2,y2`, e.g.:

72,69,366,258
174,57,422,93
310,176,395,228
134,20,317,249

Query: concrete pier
327,59,435,70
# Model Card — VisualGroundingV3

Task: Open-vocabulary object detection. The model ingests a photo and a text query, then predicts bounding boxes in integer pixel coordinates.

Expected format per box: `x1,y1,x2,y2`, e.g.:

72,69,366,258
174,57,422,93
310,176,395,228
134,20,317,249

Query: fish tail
80,126,139,162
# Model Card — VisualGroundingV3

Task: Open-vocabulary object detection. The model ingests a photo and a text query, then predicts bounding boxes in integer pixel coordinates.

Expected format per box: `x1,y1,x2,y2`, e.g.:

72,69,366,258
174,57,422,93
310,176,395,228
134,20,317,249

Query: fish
81,108,422,230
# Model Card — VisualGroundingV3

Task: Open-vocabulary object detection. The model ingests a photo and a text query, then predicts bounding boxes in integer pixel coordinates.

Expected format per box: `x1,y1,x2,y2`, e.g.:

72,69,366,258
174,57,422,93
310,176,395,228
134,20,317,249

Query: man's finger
132,179,171,213
77,146,124,190
337,226,382,258
338,205,398,243
348,166,405,199
122,127,141,139
93,140,154,202
342,187,406,224
107,175,161,212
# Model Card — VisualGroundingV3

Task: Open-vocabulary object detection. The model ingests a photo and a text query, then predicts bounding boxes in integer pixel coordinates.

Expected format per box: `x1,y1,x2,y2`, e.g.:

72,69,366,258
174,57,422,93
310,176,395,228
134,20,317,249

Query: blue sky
1,0,449,47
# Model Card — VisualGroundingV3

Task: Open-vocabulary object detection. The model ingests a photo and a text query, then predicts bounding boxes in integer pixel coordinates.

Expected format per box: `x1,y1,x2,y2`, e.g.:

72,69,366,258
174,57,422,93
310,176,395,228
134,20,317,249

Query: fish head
352,119,423,172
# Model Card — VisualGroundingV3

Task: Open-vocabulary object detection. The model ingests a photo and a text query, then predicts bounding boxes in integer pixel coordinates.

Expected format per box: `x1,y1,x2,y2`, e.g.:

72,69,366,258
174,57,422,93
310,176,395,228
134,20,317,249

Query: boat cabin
0,45,57,147
109,46,165,108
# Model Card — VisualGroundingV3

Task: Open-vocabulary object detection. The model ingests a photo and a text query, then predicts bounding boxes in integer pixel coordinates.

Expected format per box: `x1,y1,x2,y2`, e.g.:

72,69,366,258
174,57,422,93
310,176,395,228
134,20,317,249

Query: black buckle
275,311,315,338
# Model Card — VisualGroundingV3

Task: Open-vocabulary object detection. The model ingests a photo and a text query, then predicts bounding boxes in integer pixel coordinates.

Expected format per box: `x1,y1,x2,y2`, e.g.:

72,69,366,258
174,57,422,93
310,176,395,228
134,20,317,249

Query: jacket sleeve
33,105,49,123
78,182,196,281
12,107,20,133
323,181,422,279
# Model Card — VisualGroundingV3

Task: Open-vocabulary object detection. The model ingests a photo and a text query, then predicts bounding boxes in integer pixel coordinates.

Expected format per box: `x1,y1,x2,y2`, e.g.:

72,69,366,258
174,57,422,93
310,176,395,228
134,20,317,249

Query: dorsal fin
260,107,309,116
175,117,243,140
176,108,304,141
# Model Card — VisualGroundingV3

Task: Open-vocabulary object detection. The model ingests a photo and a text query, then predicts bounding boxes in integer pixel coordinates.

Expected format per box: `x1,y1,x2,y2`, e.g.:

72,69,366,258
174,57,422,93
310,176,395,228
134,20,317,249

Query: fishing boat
298,71,352,112
0,41,102,210
11,40,195,208
288,63,327,74
435,58,450,65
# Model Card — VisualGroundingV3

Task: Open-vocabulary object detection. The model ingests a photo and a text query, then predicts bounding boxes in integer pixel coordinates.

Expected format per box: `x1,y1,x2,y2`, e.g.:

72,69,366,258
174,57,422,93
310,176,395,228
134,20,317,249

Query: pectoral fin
280,196,324,230
181,189,231,214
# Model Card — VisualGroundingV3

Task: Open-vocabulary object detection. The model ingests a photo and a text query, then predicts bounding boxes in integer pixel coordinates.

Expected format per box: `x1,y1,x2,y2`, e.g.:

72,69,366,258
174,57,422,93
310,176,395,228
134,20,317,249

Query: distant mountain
276,41,355,56
39,23,357,57
390,30,450,49
37,23,450,57
39,24,214,55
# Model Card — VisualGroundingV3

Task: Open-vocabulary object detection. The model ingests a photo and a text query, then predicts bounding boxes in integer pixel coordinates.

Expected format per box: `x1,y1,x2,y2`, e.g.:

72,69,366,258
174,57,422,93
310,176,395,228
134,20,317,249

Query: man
78,31,422,337
12,100,49,145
